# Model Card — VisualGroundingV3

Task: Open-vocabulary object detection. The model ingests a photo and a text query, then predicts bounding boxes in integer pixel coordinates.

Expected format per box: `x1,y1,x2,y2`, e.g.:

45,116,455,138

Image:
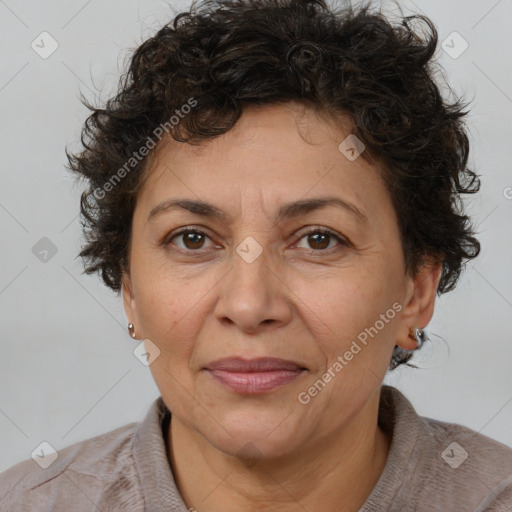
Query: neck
167,388,390,512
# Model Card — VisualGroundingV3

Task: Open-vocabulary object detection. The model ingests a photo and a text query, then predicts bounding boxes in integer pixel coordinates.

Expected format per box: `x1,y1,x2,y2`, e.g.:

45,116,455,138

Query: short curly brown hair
66,0,480,368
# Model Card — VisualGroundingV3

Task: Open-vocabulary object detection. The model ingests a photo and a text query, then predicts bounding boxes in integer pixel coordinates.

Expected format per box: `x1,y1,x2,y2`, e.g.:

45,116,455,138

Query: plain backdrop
0,0,511,473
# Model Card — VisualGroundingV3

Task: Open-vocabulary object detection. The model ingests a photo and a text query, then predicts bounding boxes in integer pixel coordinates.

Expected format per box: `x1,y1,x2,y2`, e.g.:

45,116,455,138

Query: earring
409,327,428,349
127,323,136,339
389,327,429,370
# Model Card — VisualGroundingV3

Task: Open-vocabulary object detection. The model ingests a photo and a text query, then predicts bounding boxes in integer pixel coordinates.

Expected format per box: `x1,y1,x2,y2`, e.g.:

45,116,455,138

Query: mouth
203,357,308,394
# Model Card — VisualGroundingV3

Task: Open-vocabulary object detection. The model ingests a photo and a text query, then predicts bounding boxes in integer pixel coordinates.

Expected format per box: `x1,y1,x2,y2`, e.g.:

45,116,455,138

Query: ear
122,271,139,339
396,260,443,350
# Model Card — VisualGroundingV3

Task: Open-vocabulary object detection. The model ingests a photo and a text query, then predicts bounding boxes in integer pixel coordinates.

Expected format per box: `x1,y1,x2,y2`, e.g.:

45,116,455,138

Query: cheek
297,267,401,364
294,275,400,421
136,285,178,339
133,256,203,336
133,267,221,371
137,279,201,412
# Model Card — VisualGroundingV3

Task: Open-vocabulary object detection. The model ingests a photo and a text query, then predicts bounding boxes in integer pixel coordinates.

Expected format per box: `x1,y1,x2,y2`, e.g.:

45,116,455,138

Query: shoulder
0,421,145,512
423,413,512,468
422,414,512,508
378,386,512,510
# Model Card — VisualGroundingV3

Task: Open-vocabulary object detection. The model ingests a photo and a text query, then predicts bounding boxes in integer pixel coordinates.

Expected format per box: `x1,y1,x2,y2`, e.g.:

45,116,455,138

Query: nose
213,240,293,334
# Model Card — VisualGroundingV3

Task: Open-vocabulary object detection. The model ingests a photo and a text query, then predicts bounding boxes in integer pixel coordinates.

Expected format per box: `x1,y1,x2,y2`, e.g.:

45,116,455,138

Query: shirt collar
132,385,433,511
360,384,435,510
133,396,188,512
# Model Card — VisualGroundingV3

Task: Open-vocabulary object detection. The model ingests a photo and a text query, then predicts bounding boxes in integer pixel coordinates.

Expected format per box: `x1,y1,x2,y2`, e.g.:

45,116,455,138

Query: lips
204,357,307,394
205,357,307,372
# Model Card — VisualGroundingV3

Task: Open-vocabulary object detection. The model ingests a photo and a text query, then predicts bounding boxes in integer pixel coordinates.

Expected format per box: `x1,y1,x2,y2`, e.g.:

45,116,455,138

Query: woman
1,0,511,510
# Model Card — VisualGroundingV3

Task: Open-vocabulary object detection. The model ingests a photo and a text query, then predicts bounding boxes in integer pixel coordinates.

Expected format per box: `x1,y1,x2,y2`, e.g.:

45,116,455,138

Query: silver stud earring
128,323,136,339
390,327,429,370
409,327,428,349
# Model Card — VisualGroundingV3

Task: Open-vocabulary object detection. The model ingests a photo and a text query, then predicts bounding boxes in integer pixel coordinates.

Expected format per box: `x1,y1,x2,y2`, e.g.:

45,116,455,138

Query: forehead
135,103,389,224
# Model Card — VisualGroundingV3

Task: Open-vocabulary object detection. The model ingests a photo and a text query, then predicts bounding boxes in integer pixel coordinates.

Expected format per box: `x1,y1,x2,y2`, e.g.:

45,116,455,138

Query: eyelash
163,226,349,255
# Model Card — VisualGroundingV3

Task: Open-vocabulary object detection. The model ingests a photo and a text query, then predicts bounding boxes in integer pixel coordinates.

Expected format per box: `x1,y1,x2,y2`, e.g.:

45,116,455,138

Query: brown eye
306,232,330,250
165,228,214,251
181,231,206,250
295,228,348,252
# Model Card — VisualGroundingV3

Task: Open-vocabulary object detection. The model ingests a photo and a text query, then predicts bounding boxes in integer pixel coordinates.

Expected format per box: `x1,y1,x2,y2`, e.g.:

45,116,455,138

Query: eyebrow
147,196,368,224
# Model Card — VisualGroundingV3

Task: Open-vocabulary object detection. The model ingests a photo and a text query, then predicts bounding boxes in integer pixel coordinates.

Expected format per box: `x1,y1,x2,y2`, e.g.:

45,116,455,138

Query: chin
197,405,306,461
210,430,302,464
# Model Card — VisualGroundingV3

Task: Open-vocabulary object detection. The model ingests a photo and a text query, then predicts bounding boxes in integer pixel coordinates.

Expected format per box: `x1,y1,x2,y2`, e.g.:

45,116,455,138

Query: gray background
0,0,511,472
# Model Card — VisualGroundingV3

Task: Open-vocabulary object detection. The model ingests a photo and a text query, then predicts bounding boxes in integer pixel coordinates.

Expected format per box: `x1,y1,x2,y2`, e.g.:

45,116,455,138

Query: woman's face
123,102,438,459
